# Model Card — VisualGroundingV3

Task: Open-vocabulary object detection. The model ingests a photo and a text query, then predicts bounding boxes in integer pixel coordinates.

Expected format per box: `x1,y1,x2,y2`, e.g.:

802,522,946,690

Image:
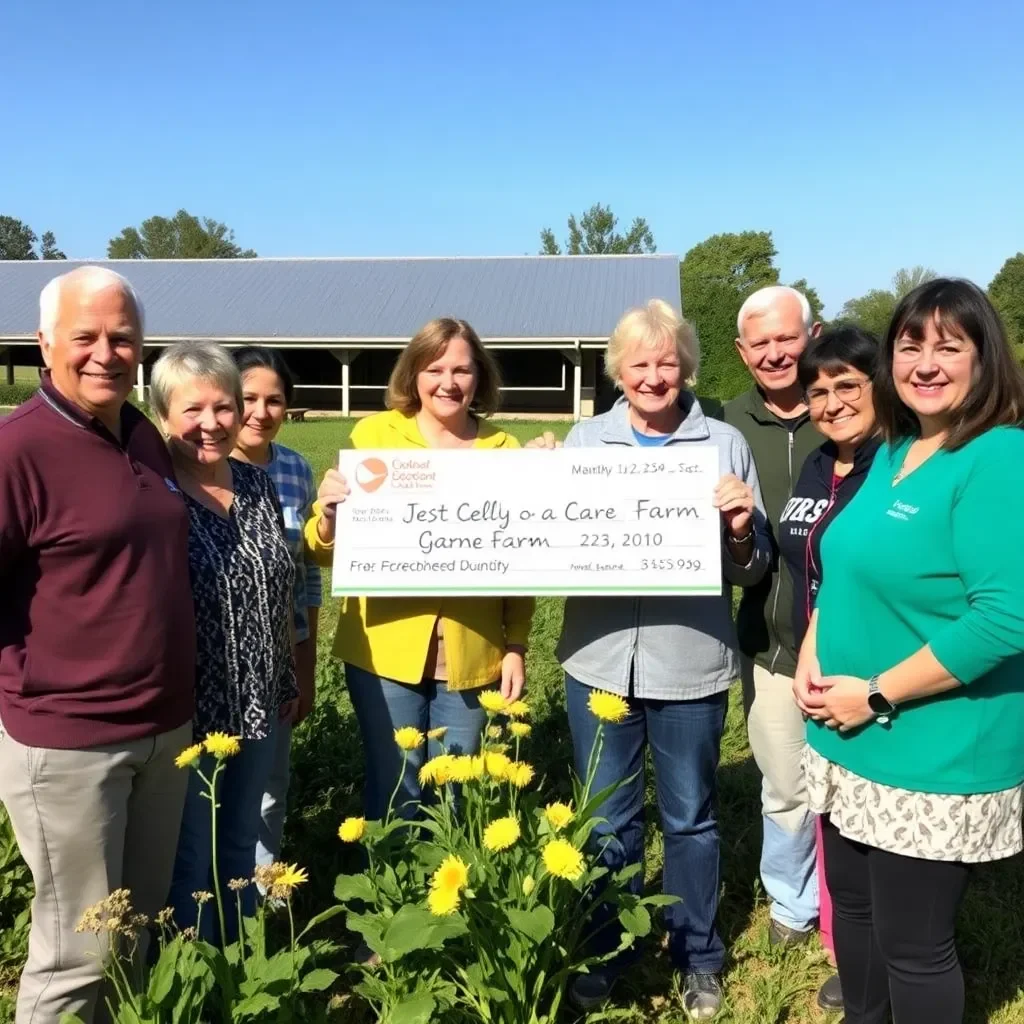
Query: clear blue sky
3,0,1022,317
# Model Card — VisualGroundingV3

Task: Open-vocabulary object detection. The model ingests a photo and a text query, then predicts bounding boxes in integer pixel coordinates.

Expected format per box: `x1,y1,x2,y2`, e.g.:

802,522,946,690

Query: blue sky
3,0,1022,317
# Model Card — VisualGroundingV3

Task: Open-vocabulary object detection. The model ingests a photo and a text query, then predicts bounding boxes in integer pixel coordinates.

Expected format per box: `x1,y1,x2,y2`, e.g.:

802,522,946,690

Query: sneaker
817,972,843,1012
768,919,813,948
568,970,615,1011
682,972,722,1020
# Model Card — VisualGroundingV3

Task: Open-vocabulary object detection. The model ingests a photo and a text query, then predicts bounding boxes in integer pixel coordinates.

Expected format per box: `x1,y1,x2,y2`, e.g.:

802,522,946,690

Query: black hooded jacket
776,437,881,651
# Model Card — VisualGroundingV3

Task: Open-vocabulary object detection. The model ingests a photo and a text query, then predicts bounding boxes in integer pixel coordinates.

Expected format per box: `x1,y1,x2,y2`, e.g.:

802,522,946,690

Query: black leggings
821,815,971,1024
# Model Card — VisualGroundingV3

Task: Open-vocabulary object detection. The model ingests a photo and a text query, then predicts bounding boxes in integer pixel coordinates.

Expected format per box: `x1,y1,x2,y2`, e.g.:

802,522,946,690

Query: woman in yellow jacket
306,318,535,819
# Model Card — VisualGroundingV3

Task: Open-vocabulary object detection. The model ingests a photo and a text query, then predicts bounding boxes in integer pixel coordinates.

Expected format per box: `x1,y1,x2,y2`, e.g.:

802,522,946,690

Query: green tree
989,253,1024,353
838,266,937,340
0,216,66,259
539,203,655,255
108,209,257,259
788,277,824,325
681,231,779,400
40,231,66,260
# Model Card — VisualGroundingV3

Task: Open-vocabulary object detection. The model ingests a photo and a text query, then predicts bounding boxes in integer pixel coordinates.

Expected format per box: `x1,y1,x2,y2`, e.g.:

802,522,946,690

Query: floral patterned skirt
804,746,1023,863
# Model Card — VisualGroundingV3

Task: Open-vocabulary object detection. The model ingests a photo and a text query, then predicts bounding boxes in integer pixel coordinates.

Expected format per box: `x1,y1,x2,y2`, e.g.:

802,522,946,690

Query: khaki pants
0,721,191,1024
741,656,819,931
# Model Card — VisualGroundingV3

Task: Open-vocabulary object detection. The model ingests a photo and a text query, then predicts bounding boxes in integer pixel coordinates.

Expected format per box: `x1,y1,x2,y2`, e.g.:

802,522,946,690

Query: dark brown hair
873,278,1024,450
385,318,502,416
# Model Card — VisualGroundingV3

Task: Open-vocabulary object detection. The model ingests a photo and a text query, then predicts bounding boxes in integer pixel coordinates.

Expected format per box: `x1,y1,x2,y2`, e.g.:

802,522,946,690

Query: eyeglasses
805,379,869,408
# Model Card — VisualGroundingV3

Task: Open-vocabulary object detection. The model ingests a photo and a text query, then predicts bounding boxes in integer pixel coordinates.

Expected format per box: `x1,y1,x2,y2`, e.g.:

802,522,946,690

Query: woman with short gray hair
530,300,771,1020
152,341,298,940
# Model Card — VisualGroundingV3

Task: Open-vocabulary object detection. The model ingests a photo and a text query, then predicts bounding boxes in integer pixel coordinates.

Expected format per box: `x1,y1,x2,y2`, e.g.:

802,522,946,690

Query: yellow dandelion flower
423,754,457,786
203,733,241,759
483,816,521,852
253,863,286,891
427,726,448,740
486,724,504,740
448,754,485,782
427,885,460,916
542,839,586,882
506,761,535,788
430,854,470,893
587,690,629,724
507,700,531,718
269,863,308,898
522,875,535,896
393,726,425,751
544,801,574,830
485,751,512,779
338,817,366,842
478,691,508,714
509,722,531,738
174,743,204,770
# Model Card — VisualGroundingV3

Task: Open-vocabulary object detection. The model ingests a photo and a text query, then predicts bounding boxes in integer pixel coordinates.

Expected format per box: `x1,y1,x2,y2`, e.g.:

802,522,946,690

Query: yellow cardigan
304,409,536,690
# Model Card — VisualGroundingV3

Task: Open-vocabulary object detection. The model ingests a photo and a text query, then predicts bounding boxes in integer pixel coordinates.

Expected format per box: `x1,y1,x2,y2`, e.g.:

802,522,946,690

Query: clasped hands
793,655,875,733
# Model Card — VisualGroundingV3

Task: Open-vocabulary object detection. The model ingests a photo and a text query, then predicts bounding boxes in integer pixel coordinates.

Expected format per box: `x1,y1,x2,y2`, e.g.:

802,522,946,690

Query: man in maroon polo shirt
0,266,196,1024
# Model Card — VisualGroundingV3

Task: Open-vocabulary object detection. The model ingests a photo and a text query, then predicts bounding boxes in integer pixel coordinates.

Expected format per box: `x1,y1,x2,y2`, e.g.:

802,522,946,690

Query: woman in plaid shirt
231,347,322,867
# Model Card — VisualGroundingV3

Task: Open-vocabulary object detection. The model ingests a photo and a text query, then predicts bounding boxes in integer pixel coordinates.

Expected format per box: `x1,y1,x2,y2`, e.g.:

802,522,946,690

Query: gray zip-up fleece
556,394,772,700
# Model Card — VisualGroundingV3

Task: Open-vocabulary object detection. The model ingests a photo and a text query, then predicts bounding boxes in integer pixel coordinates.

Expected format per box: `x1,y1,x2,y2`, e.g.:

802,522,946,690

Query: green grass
4,417,1024,1022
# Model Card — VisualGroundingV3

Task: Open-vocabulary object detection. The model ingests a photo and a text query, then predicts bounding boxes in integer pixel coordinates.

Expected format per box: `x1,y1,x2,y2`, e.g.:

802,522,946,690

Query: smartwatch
867,674,896,724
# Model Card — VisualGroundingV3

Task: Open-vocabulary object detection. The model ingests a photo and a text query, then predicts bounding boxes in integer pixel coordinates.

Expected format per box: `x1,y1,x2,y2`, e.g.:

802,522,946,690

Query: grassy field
3,416,1024,1022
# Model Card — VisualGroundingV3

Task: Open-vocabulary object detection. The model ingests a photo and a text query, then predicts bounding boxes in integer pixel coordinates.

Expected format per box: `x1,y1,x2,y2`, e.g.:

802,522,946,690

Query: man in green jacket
723,286,841,1012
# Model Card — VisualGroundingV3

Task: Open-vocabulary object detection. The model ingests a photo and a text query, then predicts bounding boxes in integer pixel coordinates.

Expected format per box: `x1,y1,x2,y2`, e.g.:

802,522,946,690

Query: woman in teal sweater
793,279,1024,1024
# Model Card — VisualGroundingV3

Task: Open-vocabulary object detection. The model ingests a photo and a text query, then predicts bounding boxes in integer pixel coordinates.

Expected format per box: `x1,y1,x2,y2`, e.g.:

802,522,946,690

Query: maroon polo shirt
0,376,196,748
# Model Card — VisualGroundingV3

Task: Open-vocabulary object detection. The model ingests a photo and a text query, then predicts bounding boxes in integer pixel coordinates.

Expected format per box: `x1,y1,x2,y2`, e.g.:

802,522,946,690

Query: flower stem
386,751,409,822
208,761,229,947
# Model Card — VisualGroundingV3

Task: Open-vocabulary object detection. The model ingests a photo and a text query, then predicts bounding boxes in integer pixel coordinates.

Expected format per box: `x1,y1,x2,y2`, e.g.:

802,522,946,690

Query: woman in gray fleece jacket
533,300,770,1021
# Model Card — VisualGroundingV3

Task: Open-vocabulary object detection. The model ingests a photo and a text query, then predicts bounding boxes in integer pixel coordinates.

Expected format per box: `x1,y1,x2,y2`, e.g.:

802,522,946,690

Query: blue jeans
169,726,278,941
565,674,728,975
345,663,490,820
256,722,292,868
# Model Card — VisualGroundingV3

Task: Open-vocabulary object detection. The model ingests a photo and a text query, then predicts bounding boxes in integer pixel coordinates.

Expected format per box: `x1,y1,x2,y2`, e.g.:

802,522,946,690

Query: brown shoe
767,919,813,948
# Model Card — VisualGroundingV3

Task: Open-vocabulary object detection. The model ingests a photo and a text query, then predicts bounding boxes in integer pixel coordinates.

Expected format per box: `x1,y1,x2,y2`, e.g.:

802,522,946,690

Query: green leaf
506,905,555,945
618,904,651,937
296,904,346,940
423,914,468,947
613,863,643,883
147,939,180,1004
388,992,436,1024
232,992,280,1020
299,967,339,992
334,873,375,902
381,905,437,960
640,893,680,908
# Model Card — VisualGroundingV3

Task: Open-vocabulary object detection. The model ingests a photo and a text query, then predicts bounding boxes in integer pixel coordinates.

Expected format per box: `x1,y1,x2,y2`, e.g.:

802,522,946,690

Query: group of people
1,265,1023,1024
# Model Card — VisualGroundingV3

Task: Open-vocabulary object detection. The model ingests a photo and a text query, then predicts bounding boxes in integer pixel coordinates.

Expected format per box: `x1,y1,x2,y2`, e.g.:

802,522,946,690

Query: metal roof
0,255,681,344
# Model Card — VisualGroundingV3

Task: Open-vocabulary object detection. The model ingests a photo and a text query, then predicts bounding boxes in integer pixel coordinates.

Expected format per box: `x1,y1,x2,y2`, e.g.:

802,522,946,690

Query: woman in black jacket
777,324,880,1012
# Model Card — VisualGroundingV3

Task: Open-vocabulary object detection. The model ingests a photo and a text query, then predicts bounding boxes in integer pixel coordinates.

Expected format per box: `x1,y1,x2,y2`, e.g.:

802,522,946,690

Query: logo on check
355,458,389,493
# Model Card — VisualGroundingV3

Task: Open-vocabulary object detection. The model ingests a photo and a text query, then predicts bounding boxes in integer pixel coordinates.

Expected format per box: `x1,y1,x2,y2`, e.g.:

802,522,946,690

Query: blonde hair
150,340,243,421
605,299,699,385
386,318,502,416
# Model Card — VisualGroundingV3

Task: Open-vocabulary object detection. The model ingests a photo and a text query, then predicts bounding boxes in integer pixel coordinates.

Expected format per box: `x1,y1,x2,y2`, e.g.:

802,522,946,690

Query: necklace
892,436,943,485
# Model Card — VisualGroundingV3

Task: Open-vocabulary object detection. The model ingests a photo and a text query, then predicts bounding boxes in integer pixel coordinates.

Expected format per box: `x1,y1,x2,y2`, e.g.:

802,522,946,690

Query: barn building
0,255,681,419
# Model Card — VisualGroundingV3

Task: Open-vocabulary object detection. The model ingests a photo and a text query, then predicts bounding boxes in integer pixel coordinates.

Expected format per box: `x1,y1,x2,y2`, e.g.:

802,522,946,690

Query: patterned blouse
183,459,297,740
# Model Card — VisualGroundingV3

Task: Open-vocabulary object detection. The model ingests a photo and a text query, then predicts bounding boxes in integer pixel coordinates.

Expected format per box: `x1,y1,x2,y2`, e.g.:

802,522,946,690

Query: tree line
3,204,1020,402
540,204,1024,398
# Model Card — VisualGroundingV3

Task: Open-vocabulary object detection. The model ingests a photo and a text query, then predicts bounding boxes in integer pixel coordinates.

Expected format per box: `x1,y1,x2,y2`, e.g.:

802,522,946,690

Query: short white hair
736,285,813,337
605,299,700,385
150,340,243,421
38,266,145,342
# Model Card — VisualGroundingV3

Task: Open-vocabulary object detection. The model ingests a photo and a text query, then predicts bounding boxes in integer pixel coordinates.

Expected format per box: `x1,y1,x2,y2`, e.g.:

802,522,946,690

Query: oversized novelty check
331,447,723,597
